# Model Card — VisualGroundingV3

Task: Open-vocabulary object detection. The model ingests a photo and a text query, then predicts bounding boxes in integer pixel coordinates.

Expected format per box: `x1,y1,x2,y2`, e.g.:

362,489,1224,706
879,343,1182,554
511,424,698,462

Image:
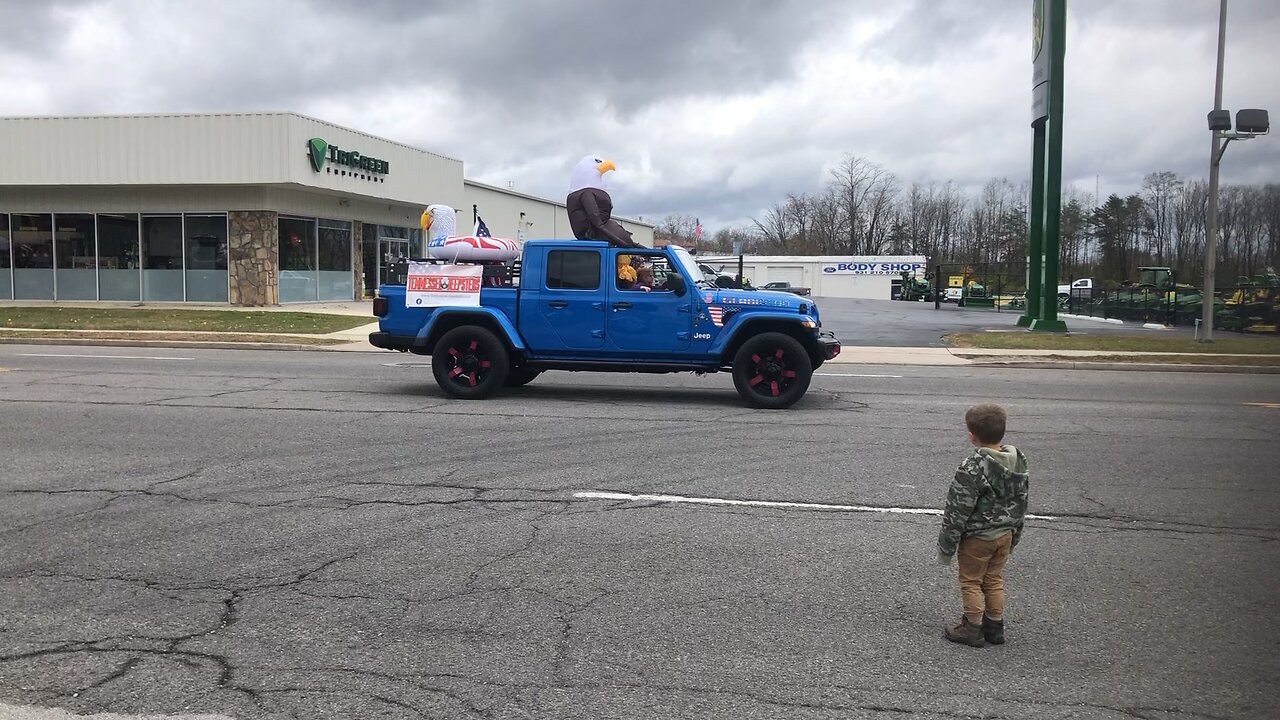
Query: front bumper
817,332,841,360
369,331,415,352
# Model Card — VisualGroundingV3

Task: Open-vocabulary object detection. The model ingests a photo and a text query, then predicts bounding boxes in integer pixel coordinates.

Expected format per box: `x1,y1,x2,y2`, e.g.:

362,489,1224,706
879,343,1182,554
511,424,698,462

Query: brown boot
982,616,1005,645
943,616,985,647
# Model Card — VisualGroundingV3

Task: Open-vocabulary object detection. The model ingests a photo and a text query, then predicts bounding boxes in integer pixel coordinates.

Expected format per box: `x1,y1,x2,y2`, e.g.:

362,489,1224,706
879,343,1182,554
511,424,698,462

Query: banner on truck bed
405,263,483,307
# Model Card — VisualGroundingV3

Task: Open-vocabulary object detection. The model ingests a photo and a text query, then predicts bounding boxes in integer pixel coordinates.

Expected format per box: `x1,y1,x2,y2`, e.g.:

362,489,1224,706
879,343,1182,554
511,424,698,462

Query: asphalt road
0,345,1277,720
814,297,1197,347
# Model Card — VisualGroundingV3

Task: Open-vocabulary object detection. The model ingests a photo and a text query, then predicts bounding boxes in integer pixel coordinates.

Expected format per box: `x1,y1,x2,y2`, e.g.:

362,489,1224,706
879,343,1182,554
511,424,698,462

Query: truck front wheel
731,332,813,409
432,326,510,399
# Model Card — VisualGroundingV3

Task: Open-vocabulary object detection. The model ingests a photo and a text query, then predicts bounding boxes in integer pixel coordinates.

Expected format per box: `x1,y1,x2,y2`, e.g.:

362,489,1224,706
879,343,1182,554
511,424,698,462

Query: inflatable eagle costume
566,155,641,247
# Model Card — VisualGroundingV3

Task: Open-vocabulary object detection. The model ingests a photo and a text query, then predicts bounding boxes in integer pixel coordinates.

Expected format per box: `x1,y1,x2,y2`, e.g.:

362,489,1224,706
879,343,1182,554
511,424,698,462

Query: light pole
1201,0,1270,341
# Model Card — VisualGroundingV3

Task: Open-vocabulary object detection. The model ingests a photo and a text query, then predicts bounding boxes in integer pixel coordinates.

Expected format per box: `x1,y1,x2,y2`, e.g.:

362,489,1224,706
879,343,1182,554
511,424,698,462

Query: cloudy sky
2,0,1277,231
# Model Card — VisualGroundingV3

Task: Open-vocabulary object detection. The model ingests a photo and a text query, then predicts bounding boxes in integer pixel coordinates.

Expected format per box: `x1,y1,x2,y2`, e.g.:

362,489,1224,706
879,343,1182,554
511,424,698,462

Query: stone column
228,210,279,306
351,220,364,300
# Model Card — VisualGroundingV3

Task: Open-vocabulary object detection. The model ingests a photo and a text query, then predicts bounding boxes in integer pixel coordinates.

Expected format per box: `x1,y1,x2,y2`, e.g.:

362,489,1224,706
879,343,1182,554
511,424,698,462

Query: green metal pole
1018,120,1046,327
1030,0,1068,332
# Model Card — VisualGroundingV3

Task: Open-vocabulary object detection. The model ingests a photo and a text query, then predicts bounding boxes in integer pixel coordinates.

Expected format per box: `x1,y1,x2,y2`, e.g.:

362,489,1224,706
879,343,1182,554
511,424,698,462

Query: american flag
442,236,521,252
707,304,724,326
694,218,703,240
474,215,492,237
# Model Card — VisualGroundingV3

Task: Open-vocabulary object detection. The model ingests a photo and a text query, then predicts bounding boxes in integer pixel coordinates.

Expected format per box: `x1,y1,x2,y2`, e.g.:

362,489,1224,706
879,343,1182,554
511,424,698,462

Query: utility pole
1201,0,1228,342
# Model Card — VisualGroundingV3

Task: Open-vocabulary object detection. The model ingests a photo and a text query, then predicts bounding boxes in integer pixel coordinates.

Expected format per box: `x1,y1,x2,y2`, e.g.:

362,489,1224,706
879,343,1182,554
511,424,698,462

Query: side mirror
666,272,687,296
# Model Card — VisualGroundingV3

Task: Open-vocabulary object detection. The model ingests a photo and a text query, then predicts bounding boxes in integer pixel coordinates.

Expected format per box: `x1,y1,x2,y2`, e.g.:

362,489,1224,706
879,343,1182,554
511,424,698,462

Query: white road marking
814,371,906,379
574,491,1058,521
17,353,193,361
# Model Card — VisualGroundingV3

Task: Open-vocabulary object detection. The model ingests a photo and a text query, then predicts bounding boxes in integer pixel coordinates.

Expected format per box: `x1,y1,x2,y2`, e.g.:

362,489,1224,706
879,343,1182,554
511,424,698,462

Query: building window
546,250,600,290
54,213,97,300
12,213,53,300
279,216,317,302
318,219,352,301
142,215,183,301
98,214,140,301
185,214,228,302
0,214,10,300
377,225,410,289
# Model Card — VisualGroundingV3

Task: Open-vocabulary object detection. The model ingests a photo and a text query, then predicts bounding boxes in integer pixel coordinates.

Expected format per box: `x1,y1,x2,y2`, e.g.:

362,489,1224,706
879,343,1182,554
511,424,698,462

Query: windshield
669,246,709,286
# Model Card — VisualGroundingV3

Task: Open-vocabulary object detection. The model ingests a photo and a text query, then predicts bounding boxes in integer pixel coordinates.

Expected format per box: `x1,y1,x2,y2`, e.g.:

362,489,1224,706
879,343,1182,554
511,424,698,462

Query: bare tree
829,155,882,255
751,202,791,254
1141,171,1182,265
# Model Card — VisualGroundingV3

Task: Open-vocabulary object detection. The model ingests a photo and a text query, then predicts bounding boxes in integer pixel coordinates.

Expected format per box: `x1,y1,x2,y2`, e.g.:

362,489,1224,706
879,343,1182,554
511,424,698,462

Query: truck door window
617,253,674,291
546,250,600,290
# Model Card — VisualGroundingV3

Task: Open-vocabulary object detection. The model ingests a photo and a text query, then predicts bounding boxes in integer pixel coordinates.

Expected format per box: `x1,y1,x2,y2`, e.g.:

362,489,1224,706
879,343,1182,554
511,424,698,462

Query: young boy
937,404,1029,647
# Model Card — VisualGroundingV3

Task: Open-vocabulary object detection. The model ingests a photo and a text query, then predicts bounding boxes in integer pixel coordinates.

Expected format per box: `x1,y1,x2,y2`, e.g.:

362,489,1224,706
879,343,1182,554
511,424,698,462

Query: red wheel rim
746,346,798,397
445,337,492,388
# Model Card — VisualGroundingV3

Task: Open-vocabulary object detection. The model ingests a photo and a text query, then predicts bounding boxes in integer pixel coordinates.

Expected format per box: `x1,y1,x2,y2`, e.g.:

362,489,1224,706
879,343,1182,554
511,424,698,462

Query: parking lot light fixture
1201,0,1270,342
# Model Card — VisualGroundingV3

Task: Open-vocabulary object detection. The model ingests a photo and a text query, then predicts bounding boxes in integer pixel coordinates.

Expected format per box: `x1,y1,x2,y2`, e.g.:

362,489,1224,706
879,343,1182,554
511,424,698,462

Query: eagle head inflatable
565,155,640,247
420,204,457,243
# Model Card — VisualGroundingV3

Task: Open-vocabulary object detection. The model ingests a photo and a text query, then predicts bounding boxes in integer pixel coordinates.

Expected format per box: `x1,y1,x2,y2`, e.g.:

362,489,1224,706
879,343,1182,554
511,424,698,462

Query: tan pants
957,532,1013,624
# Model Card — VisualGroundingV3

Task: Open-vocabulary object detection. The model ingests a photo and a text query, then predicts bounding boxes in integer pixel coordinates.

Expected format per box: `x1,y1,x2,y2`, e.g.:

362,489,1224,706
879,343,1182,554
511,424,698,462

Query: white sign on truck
405,263,483,307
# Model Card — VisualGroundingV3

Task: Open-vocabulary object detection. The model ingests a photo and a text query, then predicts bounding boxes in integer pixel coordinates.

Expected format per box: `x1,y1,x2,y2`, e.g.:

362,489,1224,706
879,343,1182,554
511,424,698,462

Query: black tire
504,367,542,387
432,326,510,399
731,332,813,409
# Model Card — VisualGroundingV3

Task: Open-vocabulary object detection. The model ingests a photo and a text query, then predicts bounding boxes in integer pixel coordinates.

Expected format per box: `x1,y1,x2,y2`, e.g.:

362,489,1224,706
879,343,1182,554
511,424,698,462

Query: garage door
768,266,804,286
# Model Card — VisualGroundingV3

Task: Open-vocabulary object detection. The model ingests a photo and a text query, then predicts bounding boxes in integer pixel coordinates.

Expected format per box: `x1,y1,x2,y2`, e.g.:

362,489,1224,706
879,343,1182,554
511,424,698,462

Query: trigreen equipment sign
307,137,390,175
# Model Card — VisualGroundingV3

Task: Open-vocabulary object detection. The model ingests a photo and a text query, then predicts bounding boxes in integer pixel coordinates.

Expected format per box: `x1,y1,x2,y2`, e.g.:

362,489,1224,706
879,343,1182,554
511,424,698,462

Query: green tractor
897,270,934,302
1217,267,1280,332
1099,267,1192,322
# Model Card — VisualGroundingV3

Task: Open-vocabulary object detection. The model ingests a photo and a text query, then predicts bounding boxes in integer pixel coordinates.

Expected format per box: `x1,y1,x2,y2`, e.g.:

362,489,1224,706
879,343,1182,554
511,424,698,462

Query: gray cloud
0,0,1276,231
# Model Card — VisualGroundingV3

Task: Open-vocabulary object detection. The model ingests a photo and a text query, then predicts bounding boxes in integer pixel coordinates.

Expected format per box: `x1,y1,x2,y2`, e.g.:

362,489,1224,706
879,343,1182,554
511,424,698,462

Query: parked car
1057,277,1096,297
698,262,736,286
760,281,811,297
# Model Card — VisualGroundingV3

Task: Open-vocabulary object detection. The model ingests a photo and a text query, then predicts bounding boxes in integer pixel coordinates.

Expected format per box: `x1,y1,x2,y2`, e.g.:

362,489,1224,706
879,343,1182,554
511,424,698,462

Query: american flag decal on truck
706,305,724,327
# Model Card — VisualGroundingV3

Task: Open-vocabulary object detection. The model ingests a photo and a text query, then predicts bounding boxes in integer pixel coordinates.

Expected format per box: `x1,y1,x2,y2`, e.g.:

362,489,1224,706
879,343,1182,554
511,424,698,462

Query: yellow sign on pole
948,275,965,288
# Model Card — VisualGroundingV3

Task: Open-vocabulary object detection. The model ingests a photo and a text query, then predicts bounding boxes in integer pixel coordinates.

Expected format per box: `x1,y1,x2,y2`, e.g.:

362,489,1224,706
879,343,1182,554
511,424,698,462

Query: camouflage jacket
937,445,1030,556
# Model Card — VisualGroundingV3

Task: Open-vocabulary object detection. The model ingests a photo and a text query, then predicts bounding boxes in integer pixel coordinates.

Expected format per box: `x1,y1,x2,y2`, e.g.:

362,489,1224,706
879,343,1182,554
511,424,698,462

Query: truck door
607,252,692,354
519,248,607,351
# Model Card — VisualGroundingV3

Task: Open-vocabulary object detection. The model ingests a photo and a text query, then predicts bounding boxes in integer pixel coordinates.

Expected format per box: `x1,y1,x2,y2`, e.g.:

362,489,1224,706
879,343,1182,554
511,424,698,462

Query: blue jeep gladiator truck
370,240,840,408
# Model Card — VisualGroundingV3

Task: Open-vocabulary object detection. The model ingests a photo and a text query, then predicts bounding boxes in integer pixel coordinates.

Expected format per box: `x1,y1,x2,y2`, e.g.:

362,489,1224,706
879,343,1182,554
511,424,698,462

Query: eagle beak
420,209,433,232
597,159,617,175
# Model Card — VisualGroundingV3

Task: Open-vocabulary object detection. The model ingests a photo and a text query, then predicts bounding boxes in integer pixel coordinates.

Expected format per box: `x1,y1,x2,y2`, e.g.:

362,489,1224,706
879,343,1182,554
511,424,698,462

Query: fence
928,262,1029,312
1061,284,1280,333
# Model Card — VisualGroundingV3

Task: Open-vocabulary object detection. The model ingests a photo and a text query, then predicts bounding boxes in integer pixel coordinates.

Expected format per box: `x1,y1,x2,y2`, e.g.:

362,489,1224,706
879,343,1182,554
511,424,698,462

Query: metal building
0,112,654,305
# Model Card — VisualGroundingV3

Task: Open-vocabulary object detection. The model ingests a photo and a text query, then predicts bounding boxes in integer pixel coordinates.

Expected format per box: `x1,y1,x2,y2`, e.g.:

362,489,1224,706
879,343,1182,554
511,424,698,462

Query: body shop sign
821,259,927,275
406,263,483,307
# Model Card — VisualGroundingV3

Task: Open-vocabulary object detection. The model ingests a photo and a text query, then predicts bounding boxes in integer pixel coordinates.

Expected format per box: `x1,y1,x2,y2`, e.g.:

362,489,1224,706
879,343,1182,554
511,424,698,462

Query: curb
1061,313,1125,325
969,360,1280,374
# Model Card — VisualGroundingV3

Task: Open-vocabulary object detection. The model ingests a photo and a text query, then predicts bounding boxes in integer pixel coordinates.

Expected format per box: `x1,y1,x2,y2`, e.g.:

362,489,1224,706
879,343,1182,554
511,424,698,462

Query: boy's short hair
966,404,1007,445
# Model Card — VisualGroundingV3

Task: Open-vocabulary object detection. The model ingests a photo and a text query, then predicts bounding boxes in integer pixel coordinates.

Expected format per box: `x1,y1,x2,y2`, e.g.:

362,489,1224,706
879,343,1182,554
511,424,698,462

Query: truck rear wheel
432,326,510,399
731,332,812,409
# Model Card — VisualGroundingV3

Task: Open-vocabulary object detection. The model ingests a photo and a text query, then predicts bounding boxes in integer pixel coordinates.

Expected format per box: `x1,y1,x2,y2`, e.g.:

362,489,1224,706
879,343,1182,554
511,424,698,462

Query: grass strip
967,353,1280,367
0,329,347,346
0,307,371,334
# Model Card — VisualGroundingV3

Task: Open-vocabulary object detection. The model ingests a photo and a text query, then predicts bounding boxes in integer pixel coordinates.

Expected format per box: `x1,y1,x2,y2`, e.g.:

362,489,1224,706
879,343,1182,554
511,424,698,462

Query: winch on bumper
817,332,841,360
